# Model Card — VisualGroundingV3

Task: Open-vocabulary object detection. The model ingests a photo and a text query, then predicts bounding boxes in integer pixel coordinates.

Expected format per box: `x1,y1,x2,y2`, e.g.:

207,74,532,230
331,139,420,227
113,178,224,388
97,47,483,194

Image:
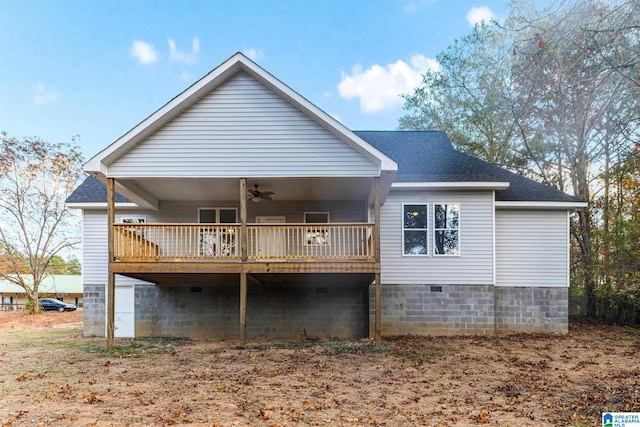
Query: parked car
38,298,77,312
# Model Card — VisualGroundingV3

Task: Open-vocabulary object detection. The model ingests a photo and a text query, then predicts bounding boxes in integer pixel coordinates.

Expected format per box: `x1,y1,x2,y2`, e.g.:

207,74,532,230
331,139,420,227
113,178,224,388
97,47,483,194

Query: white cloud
34,83,58,106
338,54,439,113
168,37,200,63
130,40,158,64
243,48,263,61
466,6,495,26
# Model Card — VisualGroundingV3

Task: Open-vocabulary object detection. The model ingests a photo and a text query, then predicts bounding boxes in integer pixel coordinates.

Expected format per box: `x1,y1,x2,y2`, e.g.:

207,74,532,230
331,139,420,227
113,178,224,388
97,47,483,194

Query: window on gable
434,203,459,256
403,204,428,255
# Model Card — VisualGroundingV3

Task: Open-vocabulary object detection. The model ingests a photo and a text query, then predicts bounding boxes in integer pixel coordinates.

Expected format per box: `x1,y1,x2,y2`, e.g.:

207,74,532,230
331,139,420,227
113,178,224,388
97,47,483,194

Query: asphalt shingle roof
66,176,129,203
66,131,583,204
355,131,583,203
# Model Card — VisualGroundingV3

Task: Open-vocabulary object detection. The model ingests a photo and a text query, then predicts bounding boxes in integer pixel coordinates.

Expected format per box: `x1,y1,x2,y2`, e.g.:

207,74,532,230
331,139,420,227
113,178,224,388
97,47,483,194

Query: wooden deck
112,222,377,277
114,222,375,263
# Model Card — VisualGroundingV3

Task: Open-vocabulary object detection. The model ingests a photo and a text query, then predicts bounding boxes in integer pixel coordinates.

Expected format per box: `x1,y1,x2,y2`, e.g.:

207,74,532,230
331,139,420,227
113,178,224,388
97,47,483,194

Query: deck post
374,177,382,346
239,179,248,345
107,177,115,349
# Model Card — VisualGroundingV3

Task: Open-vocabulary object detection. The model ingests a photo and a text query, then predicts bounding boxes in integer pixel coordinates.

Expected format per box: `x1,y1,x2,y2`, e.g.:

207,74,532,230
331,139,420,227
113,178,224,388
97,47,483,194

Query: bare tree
507,0,640,316
0,132,83,313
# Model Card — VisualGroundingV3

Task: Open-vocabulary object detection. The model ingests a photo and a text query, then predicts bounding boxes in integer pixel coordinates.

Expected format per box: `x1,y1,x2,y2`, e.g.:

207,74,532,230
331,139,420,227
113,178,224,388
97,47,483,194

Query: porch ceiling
118,177,374,201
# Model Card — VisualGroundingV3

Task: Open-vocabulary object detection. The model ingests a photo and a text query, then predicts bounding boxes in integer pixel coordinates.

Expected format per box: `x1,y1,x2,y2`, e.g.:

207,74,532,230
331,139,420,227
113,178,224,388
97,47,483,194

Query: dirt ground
0,312,638,427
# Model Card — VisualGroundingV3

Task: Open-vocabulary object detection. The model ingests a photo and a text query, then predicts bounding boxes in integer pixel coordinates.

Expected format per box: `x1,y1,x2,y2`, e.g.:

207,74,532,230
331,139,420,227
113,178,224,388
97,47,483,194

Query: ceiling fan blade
261,191,275,197
261,195,273,201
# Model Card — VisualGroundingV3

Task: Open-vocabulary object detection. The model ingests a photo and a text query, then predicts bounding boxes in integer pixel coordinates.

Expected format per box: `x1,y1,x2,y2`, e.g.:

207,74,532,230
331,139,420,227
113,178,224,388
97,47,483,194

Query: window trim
432,202,461,257
401,203,429,256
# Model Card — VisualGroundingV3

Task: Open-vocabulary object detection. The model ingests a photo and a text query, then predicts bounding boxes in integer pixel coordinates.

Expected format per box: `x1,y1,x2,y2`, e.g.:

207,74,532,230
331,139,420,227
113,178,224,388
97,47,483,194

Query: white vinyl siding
380,190,494,285
108,72,379,178
82,211,153,286
82,210,108,285
495,210,569,288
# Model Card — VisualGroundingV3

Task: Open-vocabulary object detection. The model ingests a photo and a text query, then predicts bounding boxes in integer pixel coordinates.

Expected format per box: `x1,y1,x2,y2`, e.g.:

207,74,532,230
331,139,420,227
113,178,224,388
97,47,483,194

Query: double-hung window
402,203,460,256
403,204,428,255
433,203,459,256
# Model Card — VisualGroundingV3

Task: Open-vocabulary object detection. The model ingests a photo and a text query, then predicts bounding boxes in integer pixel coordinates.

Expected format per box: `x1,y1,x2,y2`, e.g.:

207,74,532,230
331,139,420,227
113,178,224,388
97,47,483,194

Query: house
66,53,586,341
0,275,83,310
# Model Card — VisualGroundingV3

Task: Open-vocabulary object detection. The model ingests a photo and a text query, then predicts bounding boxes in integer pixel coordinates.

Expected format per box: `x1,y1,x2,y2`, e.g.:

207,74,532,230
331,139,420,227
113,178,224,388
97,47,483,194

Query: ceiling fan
248,184,274,202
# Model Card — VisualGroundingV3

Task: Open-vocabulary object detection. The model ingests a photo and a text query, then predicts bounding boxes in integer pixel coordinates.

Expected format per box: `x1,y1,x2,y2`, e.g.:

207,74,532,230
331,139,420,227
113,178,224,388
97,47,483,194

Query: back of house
66,53,585,339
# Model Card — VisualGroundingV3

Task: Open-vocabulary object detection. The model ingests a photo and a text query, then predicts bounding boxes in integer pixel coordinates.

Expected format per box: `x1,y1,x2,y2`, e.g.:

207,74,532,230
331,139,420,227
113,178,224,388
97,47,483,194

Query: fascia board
495,201,588,209
85,53,247,172
232,57,398,173
65,202,140,210
392,181,511,190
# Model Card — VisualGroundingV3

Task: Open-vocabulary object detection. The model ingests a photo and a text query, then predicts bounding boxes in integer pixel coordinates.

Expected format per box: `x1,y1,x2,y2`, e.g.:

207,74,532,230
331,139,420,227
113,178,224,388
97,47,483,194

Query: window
304,212,329,245
121,217,146,224
120,217,147,238
403,204,428,255
434,203,459,256
198,208,237,256
198,208,237,224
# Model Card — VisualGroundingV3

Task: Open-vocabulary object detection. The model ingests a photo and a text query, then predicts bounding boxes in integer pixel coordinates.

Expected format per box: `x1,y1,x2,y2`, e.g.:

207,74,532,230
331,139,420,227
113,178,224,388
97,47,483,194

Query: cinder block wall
133,280,369,339
495,287,568,333
247,281,368,339
85,282,569,339
370,284,495,336
83,284,105,337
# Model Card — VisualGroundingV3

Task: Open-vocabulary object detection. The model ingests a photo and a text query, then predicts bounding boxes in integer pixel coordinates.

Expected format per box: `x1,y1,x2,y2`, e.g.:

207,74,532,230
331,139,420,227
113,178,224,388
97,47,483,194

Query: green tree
401,0,640,319
400,23,529,172
0,132,83,313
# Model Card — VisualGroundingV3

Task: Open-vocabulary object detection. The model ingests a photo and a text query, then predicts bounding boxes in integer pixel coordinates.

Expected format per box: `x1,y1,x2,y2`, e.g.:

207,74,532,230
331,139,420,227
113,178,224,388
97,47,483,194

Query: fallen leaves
2,320,640,426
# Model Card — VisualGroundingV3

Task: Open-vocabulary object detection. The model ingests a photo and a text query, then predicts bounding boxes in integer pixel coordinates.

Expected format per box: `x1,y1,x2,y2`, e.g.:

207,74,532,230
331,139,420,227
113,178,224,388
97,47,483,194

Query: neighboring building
66,53,586,339
0,275,83,310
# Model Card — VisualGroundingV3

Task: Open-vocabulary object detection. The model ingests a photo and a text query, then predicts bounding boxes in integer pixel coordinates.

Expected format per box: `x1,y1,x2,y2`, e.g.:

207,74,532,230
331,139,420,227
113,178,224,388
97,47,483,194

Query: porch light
251,196,262,203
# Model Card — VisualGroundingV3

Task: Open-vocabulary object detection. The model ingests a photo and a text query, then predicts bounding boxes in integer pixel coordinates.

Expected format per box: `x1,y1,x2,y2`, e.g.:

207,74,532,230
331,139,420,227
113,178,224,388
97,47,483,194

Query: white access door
255,216,286,258
114,286,135,338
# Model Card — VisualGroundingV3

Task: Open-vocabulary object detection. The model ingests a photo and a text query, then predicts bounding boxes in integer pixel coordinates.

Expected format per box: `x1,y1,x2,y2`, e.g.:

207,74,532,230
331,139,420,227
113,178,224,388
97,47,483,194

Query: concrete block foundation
83,281,569,339
495,287,568,333
83,284,105,337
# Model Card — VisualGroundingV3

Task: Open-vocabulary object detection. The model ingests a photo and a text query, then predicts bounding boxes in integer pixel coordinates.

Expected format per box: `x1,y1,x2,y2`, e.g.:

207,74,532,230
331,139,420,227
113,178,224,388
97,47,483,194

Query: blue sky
0,0,508,159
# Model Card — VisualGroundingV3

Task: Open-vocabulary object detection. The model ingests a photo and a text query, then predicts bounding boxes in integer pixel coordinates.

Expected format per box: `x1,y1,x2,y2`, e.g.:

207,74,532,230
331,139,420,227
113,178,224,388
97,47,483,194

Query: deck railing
247,223,373,260
113,223,374,262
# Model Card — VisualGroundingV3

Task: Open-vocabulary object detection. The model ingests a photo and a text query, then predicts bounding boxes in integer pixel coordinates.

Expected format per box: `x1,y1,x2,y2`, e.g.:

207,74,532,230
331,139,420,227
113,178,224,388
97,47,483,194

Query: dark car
38,298,77,312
